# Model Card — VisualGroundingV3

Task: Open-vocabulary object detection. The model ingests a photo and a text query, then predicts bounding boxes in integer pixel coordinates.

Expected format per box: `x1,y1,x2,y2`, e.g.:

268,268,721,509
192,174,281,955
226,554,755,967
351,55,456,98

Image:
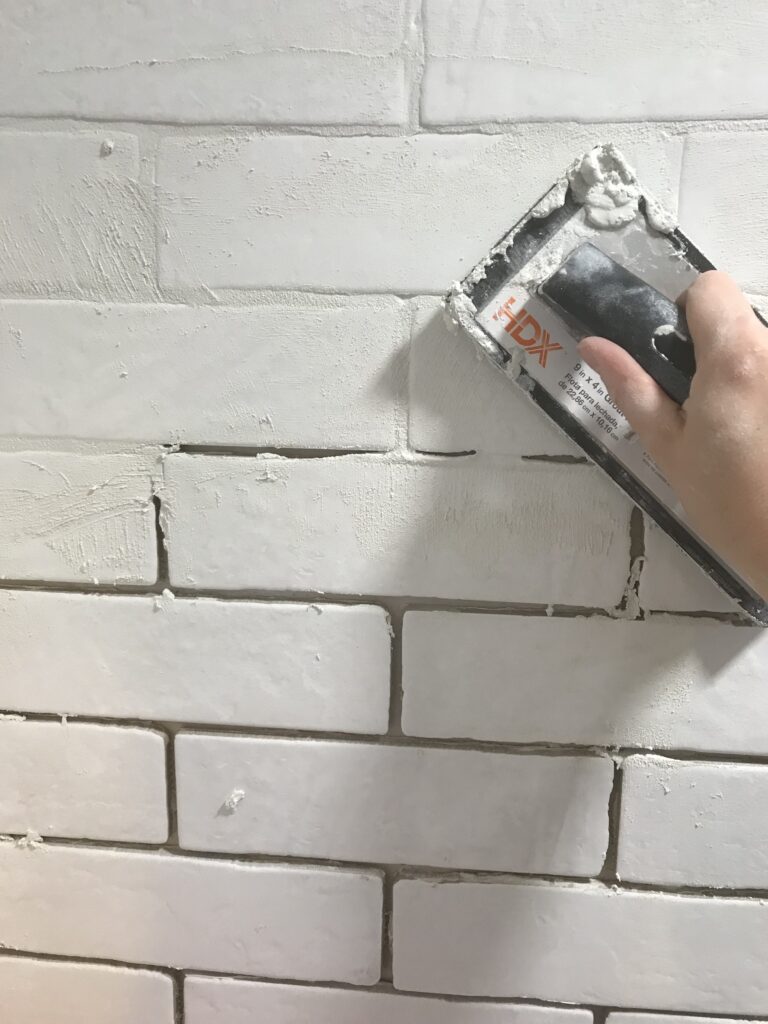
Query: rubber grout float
446,143,768,624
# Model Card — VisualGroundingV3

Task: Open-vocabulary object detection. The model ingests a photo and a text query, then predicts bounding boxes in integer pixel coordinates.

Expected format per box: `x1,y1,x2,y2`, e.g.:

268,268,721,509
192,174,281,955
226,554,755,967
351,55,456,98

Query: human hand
579,271,768,600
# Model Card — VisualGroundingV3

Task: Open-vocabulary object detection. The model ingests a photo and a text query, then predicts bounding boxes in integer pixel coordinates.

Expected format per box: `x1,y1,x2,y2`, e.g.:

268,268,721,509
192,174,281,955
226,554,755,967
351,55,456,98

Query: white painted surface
0,956,174,1024
162,455,630,603
402,612,768,752
0,133,154,300
0,449,158,584
639,521,736,613
408,298,575,456
157,129,681,295
0,590,390,732
421,0,768,124
619,755,768,888
680,132,768,295
176,735,612,874
393,879,768,1012
0,843,382,982
0,300,407,448
185,976,593,1024
0,0,409,124
0,720,166,842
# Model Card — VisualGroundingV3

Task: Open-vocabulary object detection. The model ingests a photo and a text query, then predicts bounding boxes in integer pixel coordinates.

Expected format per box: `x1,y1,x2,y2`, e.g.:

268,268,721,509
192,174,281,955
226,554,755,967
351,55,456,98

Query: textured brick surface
421,0,768,124
176,735,612,874
157,129,681,295
402,612,768,753
394,879,768,1012
0,590,390,732
0,300,407,448
639,521,736,614
0,449,158,585
0,720,166,842
619,756,768,888
0,0,410,124
0,844,382,982
0,956,173,1024
162,455,631,603
185,976,594,1024
0,133,154,300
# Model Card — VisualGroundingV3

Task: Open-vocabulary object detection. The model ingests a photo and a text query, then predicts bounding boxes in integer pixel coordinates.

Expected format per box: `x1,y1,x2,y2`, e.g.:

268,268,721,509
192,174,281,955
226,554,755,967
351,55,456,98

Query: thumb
579,336,683,468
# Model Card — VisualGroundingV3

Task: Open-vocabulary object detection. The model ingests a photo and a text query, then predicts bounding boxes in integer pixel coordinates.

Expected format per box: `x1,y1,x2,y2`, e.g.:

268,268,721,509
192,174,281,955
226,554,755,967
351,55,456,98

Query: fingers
579,336,683,465
681,271,764,365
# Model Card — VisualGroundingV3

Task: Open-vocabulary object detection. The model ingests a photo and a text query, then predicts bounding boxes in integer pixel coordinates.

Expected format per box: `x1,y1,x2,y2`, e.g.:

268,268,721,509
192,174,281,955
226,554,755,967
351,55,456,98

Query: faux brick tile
0,956,173,1024
680,132,768,294
0,299,406,448
619,755,768,888
185,976,593,1024
176,735,612,874
609,1016,747,1024
0,720,166,843
0,590,390,733
422,1,768,124
393,879,768,1011
0,133,155,300
161,455,631,604
639,521,736,614
157,129,681,295
408,298,575,456
402,612,768,753
0,844,382,982
0,449,158,585
0,0,409,124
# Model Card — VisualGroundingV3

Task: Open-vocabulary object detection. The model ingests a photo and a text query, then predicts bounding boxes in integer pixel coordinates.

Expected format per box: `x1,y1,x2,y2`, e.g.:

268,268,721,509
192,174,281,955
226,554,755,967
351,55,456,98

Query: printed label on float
477,282,682,515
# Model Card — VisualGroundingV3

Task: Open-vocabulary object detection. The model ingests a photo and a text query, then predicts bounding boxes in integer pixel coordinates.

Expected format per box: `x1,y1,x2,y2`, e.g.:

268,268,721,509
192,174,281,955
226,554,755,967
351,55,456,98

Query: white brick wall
0,448,158,585
161,455,631,603
176,735,613,874
0,956,174,1024
0,720,167,842
393,879,768,1012
4,1,768,1019
0,300,407,448
0,843,382,981
618,756,768,888
0,590,390,731
185,976,593,1024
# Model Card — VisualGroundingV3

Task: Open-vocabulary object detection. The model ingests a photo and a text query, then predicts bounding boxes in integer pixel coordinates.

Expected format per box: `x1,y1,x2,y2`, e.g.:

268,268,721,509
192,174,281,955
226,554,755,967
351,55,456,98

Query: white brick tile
408,298,575,456
609,1015,750,1024
393,879,768,1011
0,844,382,982
162,455,630,604
402,612,768,753
0,956,173,1024
0,590,390,733
0,449,158,585
0,133,155,301
422,1,768,124
618,755,768,888
185,976,593,1024
0,721,166,843
157,129,681,295
0,300,406,448
0,1,409,124
639,521,736,614
680,132,768,294
176,735,612,874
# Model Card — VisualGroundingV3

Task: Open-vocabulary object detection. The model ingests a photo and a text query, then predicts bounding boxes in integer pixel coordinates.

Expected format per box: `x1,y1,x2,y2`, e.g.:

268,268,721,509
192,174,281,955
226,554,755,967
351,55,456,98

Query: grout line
174,444,383,458
597,759,624,882
152,493,171,589
172,969,185,1024
165,730,180,846
380,868,396,982
9,830,768,900
386,605,405,737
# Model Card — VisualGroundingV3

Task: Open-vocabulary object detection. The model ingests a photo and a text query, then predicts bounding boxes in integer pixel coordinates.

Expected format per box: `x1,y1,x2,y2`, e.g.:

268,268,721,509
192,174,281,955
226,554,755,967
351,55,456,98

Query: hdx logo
492,295,563,368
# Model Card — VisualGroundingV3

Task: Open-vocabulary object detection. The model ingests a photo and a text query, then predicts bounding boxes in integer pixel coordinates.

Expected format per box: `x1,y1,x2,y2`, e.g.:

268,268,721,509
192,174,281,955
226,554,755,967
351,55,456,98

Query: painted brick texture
3,0,768,1019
